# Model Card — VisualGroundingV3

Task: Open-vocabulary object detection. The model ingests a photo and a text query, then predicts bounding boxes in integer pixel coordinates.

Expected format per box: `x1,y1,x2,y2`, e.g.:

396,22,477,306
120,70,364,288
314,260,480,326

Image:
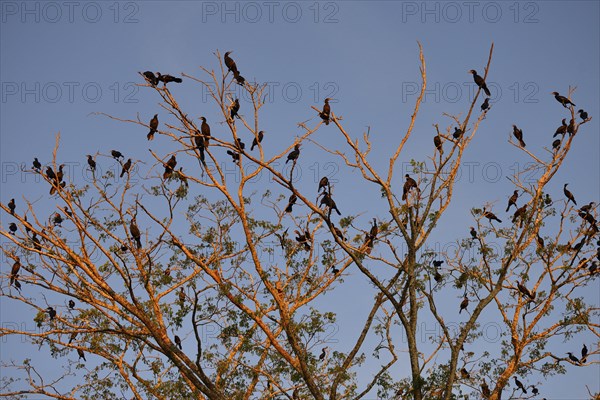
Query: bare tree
1,44,598,400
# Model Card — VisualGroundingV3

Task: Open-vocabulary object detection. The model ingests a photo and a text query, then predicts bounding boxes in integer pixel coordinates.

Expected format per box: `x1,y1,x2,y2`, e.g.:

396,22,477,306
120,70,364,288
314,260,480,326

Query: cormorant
517,281,535,300
53,212,63,226
566,352,580,364
285,194,297,213
8,198,15,215
402,174,419,201
460,368,470,379
200,117,211,147
294,230,311,251
551,92,575,108
506,190,518,212
47,307,56,320
32,233,41,250
224,51,238,74
433,270,442,283
226,150,240,164
453,127,464,140
156,72,182,85
531,386,539,396
482,207,502,223
567,118,576,136
274,228,288,250
577,109,588,121
512,205,527,228
230,98,240,120
233,70,246,85
536,234,545,249
45,166,56,181
332,224,345,241
86,155,96,171
554,119,567,137
235,138,245,152
590,261,598,274
481,381,491,398
178,287,186,305
369,218,378,241
481,97,490,112
77,348,86,361
120,159,132,178
563,183,577,205
32,157,42,171
251,131,264,151
163,155,177,179
433,260,444,268
434,134,443,153
318,176,329,192
174,335,182,350
286,144,300,164
319,347,327,361
68,331,77,344
8,222,17,234
580,202,595,213
544,194,552,206
130,219,142,249
68,300,75,309
148,114,158,140
319,191,341,215
111,150,123,160
552,139,561,152
331,265,340,274
581,343,588,363
512,125,526,147
470,226,477,240
319,98,331,125
459,296,469,314
469,69,491,96
141,71,159,86
10,258,21,287
513,376,527,394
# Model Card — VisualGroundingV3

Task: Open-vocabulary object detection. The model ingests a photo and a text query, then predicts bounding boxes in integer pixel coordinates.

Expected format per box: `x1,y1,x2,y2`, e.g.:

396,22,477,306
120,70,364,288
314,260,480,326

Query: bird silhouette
551,91,575,108
469,69,491,96
251,131,264,151
148,114,158,140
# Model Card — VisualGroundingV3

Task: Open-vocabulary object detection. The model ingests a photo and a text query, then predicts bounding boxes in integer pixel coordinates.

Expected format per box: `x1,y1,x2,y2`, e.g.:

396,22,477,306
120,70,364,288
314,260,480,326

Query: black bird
77,348,86,362
31,233,41,250
589,261,598,274
230,98,240,120
563,183,577,205
580,202,595,213
53,212,63,227
513,376,527,394
402,174,419,201
233,70,246,86
318,176,329,192
554,118,568,137
369,218,378,241
459,296,469,314
566,352,580,364
141,71,159,86
68,300,75,309
512,205,527,228
86,155,96,171
226,150,240,164
319,347,327,361
120,158,132,178
9,222,17,234
45,166,56,181
332,224,345,241
331,265,340,274
68,331,77,344
581,343,588,363
512,125,526,147
536,233,545,250
531,385,539,396
577,109,588,121
148,114,158,140
506,190,518,212
224,51,238,74
544,194,552,207
481,381,491,398
294,230,311,251
111,150,123,160
481,97,490,112
200,117,211,147
470,226,477,240
274,228,288,250
482,207,502,223
174,335,182,350
286,144,300,164
551,92,575,108
567,118,576,136
163,155,177,179
434,134,443,153
8,198,15,215
32,157,41,171
285,194,297,213
251,131,264,151
10,258,21,287
460,368,470,380
178,287,186,305
433,260,444,268
156,72,182,85
517,281,535,300
469,69,491,96
47,307,56,321
319,98,331,125
552,138,561,152
319,191,341,216
130,219,142,249
452,127,464,140
235,138,245,152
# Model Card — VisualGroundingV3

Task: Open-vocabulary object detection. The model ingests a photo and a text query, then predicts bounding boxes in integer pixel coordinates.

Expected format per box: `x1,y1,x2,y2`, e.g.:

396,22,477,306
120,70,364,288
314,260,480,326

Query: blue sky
1,1,599,398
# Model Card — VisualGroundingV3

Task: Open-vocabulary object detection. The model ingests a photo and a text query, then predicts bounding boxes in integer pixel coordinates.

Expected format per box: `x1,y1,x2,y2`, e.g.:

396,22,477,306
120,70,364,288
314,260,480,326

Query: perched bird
233,70,246,86
226,150,240,164
274,228,289,250
68,300,75,309
517,281,535,300
148,114,158,140
86,155,96,171
141,71,159,86
481,381,491,398
590,261,598,274
319,98,331,125
513,376,527,394
130,219,142,249
286,144,300,164
460,368,470,379
230,98,240,120
551,92,575,108
369,218,378,241
554,118,568,137
174,335,182,350
536,234,545,250
469,69,491,96
580,202,595,213
552,138,561,152
581,343,588,363
481,97,490,112
318,176,329,192
544,194,552,207
567,118,576,136
120,159,132,178
200,117,211,147
319,347,327,361
482,207,502,223
566,352,580,364
433,260,444,268
156,72,182,85
77,348,86,362
224,51,239,74
250,131,264,151
470,226,477,240
31,233,41,250
433,134,443,153
294,230,311,251
111,150,123,160
32,157,42,171
45,166,56,181
53,213,63,226
402,174,419,201
178,287,186,305
8,198,15,215
163,155,177,179
8,222,17,235
285,194,297,213
10,258,21,287
531,385,539,396
331,265,340,274
319,191,341,216
235,138,245,152
506,190,519,212
577,109,588,121
563,183,577,205
68,331,77,344
452,127,464,140
47,307,57,321
512,205,527,228
459,296,469,314
332,224,345,241
512,125,526,147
